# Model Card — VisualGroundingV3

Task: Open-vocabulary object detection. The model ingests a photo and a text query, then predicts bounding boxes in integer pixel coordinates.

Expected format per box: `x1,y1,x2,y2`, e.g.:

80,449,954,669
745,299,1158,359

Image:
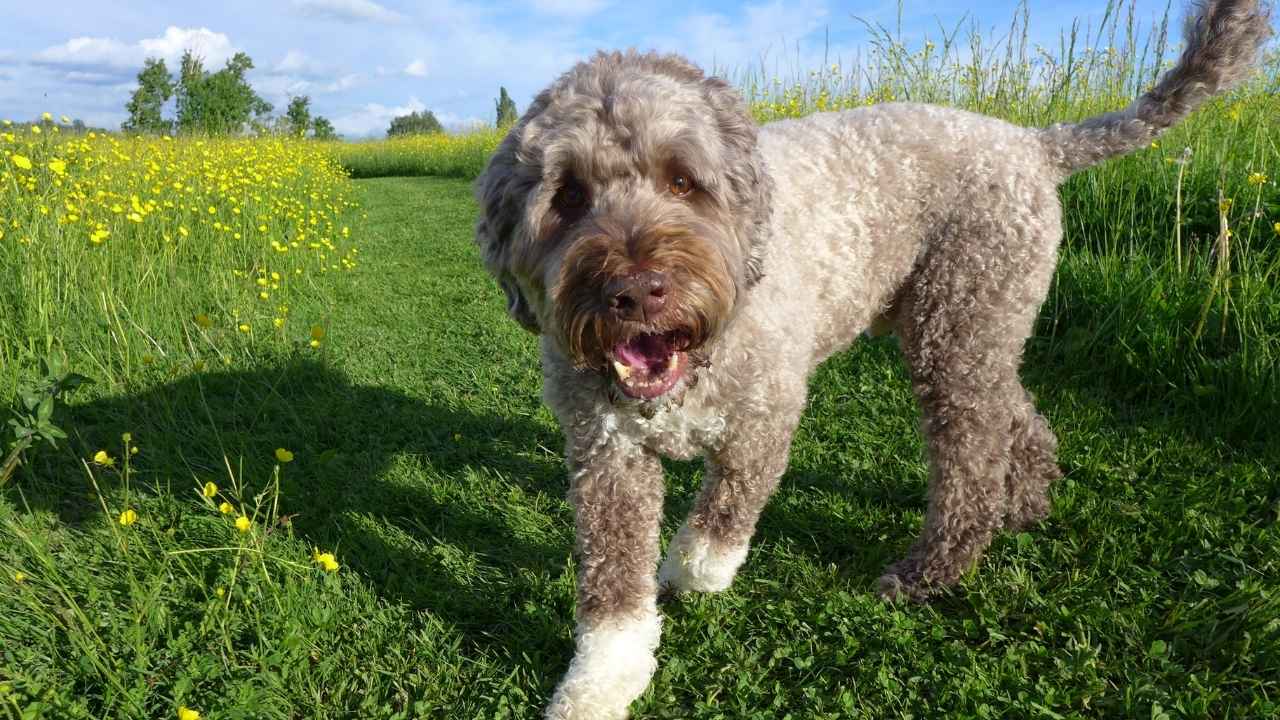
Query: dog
473,2,1272,717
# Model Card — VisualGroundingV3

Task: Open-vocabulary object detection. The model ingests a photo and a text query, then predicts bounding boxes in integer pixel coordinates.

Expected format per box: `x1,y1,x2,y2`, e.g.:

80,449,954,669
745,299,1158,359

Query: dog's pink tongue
615,334,669,370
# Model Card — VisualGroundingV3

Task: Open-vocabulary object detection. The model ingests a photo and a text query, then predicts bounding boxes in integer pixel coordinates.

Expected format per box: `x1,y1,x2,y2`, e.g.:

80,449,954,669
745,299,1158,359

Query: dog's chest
614,400,727,460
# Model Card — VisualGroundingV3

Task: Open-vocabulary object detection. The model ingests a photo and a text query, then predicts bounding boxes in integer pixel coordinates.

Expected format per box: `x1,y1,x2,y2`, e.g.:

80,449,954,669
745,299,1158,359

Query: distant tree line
124,52,524,139
123,51,337,139
383,86,519,138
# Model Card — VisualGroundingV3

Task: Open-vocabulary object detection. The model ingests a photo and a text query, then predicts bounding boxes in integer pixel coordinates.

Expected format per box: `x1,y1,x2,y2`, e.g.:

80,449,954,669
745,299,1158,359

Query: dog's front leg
659,404,802,595
545,432,665,720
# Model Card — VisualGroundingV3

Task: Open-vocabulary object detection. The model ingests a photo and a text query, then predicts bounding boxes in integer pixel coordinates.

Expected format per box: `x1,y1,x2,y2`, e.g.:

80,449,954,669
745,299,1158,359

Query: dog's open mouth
609,331,689,400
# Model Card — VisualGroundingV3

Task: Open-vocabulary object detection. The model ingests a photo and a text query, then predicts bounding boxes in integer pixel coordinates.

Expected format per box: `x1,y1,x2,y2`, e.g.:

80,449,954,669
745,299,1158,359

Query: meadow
2,1,1279,717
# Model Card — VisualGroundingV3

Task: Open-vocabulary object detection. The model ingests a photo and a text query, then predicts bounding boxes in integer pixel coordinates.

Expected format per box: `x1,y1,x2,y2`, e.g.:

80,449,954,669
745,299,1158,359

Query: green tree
122,58,174,134
175,51,272,135
311,116,338,141
387,110,443,137
285,95,312,137
495,86,518,127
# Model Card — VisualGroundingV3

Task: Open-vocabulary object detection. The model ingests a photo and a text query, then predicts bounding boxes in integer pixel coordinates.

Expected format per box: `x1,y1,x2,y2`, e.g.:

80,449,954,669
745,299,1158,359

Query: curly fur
473,3,1272,717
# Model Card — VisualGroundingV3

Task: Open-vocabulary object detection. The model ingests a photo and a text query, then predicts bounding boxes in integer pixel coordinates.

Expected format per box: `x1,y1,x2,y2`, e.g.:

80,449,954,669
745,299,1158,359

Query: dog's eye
668,173,694,197
554,180,589,214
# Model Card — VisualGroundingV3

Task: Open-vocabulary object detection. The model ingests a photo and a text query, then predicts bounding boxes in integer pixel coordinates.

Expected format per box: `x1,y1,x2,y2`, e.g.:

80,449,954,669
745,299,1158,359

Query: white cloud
293,0,403,24
32,27,237,73
530,0,609,17
404,59,428,77
331,96,425,137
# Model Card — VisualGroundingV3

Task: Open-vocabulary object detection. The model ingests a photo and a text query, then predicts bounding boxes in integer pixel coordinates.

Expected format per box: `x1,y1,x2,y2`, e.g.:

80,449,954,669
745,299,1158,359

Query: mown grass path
2,176,1277,719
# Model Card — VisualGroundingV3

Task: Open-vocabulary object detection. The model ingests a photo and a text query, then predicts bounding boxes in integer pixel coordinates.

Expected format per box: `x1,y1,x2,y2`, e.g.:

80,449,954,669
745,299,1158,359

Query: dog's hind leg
659,391,805,596
1003,390,1061,530
877,207,1059,601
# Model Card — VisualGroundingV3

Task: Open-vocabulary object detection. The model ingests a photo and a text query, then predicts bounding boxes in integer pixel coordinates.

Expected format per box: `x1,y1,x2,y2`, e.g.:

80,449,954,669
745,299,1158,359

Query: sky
0,0,1188,138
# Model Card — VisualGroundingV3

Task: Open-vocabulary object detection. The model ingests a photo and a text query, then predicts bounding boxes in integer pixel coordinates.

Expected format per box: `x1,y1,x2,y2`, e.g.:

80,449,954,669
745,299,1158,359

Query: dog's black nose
606,270,668,321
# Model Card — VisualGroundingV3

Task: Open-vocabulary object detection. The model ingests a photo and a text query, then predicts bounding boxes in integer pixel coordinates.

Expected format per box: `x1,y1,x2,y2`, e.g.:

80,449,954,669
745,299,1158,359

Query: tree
285,96,312,137
311,116,338,141
174,51,272,135
123,58,174,134
387,110,443,137
495,86,518,127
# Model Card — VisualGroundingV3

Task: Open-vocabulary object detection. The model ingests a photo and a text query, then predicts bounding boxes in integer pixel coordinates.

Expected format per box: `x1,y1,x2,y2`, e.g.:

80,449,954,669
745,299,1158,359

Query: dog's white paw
658,524,750,594
544,610,661,720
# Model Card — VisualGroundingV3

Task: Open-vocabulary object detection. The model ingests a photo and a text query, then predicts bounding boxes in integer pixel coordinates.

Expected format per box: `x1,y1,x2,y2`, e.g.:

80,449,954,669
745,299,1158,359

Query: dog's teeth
669,352,679,366
612,360,632,380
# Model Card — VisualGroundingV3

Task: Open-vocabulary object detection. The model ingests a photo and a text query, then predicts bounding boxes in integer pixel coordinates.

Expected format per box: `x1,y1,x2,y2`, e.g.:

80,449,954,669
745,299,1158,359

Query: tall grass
0,130,362,401
324,129,503,180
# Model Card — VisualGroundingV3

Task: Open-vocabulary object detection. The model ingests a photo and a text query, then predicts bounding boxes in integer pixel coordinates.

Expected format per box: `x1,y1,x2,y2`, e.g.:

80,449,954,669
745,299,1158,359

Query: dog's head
475,50,772,401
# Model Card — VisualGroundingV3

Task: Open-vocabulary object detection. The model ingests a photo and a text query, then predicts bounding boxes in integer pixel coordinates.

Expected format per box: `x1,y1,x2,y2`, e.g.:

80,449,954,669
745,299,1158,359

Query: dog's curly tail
1039,0,1273,176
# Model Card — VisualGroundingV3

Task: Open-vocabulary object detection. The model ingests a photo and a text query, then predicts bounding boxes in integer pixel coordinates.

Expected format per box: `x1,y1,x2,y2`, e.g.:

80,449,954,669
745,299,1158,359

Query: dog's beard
551,224,736,401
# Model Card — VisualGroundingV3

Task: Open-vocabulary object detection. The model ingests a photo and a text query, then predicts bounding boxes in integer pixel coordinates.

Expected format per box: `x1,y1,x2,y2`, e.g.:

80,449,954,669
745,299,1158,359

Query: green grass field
3,1,1279,716
3,175,1277,719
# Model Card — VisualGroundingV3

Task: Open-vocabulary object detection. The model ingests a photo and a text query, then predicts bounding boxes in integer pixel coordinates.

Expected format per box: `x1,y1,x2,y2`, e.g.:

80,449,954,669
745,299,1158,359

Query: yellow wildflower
48,159,66,175
275,448,294,463
93,450,115,466
235,515,252,533
1273,221,1280,235
90,229,110,244
178,706,200,720
30,126,40,135
312,550,340,572
127,212,144,223
119,509,138,526
310,326,325,342
11,154,32,170
41,112,52,122
1219,198,1233,213
202,481,218,498
122,432,132,443
13,571,25,584
1247,172,1267,186
219,501,234,515
238,323,251,333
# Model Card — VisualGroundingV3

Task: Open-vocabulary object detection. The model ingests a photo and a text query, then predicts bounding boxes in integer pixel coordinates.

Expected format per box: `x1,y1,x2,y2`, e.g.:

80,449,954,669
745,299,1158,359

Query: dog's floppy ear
475,99,547,334
701,75,773,287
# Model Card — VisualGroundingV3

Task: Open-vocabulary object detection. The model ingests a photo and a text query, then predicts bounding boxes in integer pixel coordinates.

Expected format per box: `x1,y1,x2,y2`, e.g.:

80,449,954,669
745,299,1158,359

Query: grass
3,176,1276,718
2,0,1279,716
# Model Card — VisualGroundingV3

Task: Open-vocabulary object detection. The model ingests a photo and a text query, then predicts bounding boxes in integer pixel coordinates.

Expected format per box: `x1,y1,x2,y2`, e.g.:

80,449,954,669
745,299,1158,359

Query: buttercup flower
313,549,340,572
235,515,252,533
218,501,234,515
93,450,115,466
275,448,294,463
12,571,25,584
202,481,218,498
178,706,200,720
1247,172,1267,186
11,154,32,170
119,509,138,526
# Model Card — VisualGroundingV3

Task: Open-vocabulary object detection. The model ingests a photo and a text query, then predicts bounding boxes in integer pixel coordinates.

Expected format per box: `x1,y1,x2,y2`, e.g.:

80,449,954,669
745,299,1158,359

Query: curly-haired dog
473,2,1272,717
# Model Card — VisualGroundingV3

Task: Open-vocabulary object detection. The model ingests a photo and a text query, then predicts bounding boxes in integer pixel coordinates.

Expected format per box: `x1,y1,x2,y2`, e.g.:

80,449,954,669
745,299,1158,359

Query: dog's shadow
21,357,575,655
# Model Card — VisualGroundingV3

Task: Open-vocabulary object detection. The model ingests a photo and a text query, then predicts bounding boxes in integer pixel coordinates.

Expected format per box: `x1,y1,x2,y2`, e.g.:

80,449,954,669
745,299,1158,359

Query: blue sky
0,0,1183,137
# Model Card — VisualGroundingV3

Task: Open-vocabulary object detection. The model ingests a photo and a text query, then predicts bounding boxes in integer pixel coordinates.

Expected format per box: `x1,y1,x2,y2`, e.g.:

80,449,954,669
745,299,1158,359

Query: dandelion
119,509,138,526
178,706,201,720
235,515,252,533
218,501,234,515
93,450,115,467
11,154,32,170
313,550,340,572
202,481,218,498
275,448,294,463
1247,172,1267,186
